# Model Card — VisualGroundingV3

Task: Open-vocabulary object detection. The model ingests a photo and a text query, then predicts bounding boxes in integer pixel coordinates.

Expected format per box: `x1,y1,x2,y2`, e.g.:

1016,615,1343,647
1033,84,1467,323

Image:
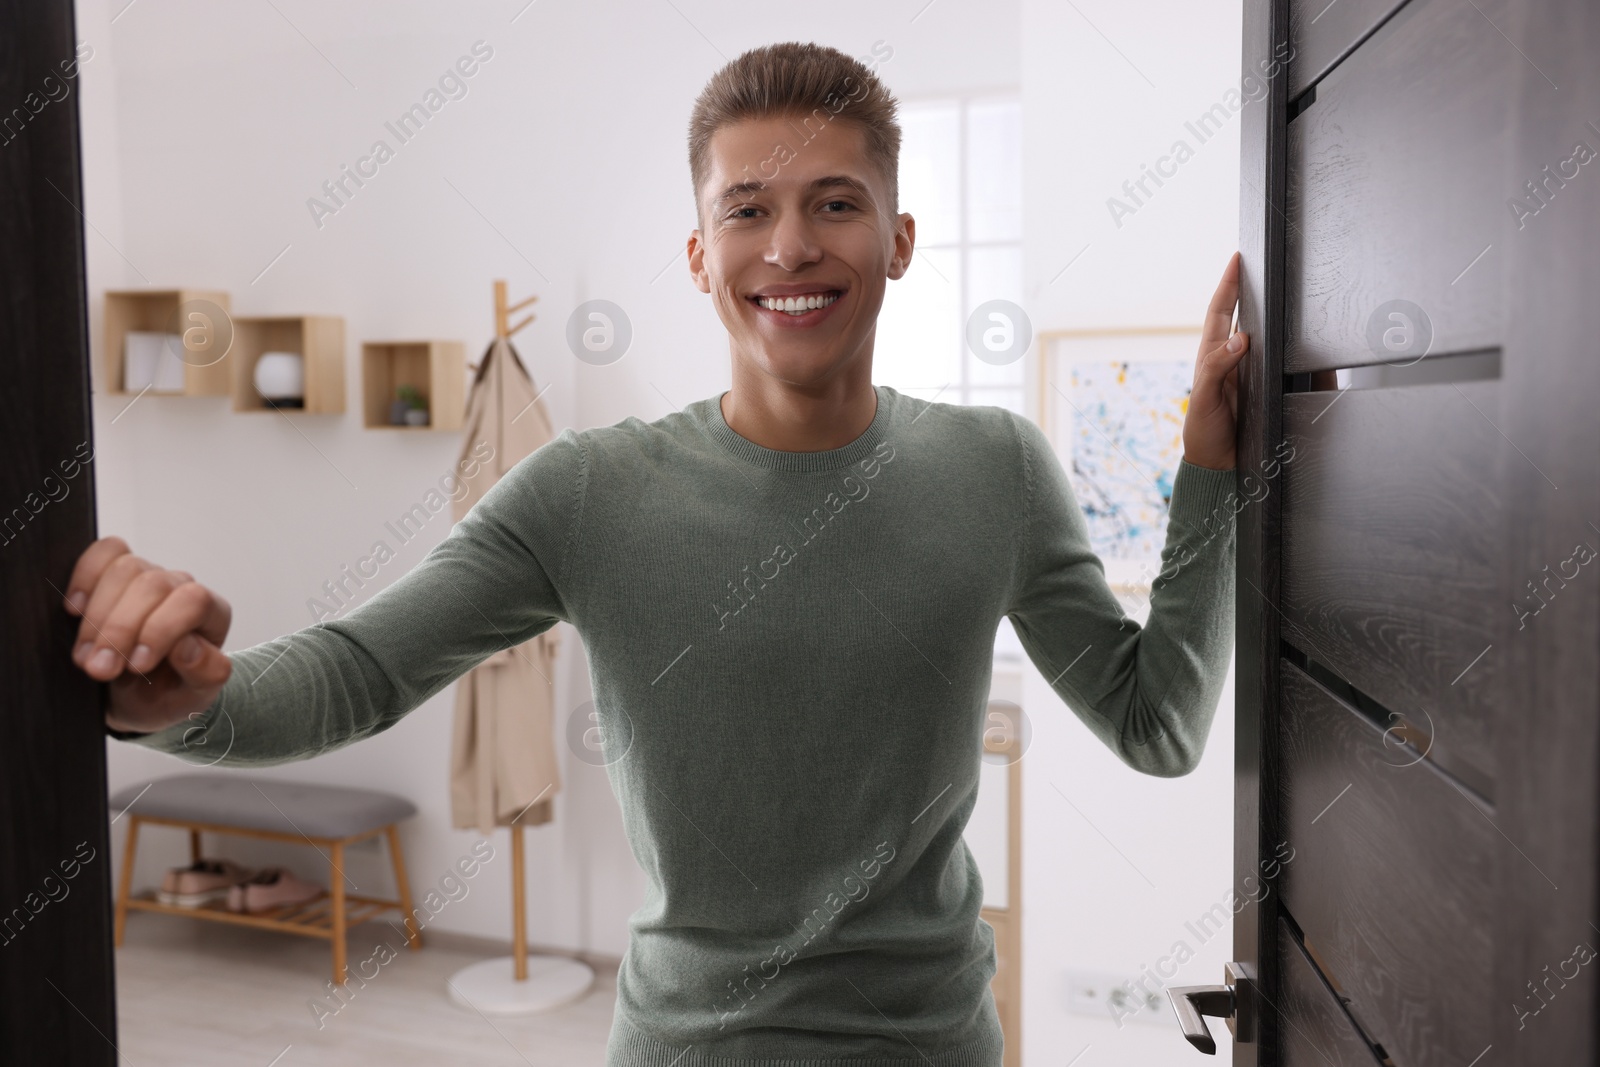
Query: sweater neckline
696,384,894,473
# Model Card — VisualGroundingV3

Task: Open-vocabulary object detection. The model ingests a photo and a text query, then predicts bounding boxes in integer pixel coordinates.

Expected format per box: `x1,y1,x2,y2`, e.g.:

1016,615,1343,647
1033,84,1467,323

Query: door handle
1166,962,1254,1054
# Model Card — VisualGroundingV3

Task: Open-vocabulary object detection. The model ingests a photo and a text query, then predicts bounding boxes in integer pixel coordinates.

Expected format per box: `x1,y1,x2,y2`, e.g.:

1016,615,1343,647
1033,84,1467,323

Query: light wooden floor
114,911,620,1065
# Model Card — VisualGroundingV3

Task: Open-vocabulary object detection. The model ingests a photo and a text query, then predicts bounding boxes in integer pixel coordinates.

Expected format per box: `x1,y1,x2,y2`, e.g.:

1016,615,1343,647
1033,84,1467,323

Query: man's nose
765,210,822,271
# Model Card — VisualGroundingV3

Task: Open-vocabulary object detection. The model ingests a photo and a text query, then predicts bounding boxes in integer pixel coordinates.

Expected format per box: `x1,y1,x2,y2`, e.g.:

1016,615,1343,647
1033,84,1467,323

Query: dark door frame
1233,1,1600,1064
1233,0,1287,1063
1494,2,1600,1061
0,0,119,1062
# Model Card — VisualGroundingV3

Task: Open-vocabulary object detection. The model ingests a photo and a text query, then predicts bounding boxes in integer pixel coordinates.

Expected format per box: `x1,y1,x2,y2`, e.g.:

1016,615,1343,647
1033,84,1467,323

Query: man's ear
885,212,915,281
687,230,710,294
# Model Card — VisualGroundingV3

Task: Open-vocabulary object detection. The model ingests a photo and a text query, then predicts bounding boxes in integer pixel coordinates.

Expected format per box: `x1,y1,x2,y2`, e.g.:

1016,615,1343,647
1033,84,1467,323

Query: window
877,95,1026,661
876,94,1024,417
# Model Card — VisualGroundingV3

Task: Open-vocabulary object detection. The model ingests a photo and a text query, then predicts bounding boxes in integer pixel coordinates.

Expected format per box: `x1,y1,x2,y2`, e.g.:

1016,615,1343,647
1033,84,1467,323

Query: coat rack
467,281,539,377
495,280,538,340
444,280,594,1016
501,278,538,989
497,279,537,987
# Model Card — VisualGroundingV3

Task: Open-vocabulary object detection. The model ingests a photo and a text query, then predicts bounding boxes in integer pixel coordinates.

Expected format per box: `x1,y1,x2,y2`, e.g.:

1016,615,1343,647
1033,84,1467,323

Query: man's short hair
688,41,901,230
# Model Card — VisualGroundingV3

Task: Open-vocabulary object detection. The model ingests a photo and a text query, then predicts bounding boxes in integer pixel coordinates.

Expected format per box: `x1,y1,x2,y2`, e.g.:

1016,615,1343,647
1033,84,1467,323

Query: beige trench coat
449,336,563,833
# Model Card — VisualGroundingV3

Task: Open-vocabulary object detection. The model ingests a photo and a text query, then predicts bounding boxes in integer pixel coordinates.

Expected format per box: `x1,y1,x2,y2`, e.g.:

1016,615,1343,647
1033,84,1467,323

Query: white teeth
757,291,839,314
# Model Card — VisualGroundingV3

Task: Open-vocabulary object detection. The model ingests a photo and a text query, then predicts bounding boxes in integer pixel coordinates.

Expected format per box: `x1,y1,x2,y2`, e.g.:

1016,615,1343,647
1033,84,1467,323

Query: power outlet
1063,968,1173,1029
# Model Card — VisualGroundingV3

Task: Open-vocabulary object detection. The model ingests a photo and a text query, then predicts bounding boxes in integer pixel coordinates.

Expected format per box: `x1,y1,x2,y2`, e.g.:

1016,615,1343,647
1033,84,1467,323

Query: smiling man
71,41,1247,1067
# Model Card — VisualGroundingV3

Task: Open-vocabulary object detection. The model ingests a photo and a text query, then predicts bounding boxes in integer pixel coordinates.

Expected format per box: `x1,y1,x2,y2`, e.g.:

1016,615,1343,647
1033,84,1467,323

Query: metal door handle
1166,962,1253,1055
1167,984,1232,1053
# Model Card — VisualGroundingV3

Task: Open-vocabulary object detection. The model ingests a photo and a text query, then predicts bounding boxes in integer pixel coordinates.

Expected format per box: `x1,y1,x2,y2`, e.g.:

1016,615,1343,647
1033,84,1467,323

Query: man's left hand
1182,251,1250,471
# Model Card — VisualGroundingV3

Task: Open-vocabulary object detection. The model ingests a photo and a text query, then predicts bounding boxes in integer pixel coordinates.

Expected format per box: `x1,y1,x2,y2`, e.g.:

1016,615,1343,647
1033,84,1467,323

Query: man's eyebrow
712,180,766,208
711,174,874,210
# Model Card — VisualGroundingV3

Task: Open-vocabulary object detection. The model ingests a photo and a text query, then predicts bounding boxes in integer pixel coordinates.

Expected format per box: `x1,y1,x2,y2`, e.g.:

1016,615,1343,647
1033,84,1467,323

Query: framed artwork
1035,327,1203,605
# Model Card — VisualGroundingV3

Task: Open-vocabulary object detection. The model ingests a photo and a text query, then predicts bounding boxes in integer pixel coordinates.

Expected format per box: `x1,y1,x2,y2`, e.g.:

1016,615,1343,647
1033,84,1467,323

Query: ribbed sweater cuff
1166,459,1242,543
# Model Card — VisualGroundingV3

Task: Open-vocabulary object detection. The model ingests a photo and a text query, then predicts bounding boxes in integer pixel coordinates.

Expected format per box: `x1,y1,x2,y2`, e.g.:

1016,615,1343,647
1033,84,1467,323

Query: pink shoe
158,858,254,908
226,867,326,914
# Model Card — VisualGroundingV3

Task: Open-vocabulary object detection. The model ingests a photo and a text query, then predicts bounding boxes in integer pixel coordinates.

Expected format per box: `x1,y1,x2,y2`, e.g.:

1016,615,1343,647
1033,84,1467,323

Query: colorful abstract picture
1055,352,1194,563
1041,330,1202,588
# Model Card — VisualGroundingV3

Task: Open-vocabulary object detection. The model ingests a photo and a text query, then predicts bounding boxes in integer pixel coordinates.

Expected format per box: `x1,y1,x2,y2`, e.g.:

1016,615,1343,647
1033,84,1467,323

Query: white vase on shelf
253,351,304,408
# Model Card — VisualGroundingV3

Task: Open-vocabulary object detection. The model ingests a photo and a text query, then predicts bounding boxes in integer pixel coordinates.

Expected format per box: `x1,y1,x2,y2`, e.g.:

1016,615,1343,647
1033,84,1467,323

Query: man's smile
746,286,848,327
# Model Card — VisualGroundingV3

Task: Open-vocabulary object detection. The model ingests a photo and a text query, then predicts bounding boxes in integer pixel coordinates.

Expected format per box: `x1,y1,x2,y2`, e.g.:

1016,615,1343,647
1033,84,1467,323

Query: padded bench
109,773,422,985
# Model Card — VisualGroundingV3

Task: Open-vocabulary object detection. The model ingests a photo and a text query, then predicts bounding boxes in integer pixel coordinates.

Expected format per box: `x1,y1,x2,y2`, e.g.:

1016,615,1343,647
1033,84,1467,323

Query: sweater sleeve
111,430,589,767
1005,413,1237,777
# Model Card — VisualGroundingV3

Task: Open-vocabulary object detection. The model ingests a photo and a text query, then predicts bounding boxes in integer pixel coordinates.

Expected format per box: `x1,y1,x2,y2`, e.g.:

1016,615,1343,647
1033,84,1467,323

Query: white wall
83,0,1242,1059
1021,0,1244,1063
85,0,1025,968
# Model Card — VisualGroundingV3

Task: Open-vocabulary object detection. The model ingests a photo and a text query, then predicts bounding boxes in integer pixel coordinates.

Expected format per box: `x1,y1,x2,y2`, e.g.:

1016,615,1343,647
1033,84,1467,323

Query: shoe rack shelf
114,816,422,986
122,887,400,938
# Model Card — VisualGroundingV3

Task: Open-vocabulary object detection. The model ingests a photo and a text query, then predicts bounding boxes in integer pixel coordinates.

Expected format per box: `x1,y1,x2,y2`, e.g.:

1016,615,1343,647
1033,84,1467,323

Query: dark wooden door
1201,0,1600,1064
0,0,120,1063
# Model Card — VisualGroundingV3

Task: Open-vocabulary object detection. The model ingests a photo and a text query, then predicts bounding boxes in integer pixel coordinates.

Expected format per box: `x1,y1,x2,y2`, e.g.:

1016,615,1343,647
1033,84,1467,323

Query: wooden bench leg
114,816,140,948
331,841,347,986
189,828,202,864
385,824,422,950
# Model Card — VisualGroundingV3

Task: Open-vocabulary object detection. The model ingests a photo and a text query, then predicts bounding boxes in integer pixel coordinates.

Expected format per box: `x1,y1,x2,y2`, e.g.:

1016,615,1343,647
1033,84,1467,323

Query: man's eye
822,200,855,213
728,206,760,220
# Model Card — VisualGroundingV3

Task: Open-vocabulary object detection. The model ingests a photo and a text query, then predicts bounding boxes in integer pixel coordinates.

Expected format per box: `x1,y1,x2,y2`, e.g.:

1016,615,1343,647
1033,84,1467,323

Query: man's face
688,115,914,390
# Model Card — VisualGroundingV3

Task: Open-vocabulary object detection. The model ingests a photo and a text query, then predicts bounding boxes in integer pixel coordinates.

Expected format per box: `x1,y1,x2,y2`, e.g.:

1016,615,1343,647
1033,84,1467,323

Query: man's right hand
64,537,233,736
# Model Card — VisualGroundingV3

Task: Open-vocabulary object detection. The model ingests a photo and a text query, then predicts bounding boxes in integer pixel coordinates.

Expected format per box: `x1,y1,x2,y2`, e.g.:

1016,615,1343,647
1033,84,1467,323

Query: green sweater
116,384,1237,1066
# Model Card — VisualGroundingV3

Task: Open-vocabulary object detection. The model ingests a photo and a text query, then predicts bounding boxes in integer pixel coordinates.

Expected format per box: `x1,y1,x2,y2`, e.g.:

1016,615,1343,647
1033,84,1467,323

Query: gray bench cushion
108,774,417,840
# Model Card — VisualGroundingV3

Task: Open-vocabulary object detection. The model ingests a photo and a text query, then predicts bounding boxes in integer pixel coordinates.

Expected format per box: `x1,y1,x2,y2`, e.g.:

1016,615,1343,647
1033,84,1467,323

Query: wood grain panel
1285,0,1517,372
1274,916,1382,1067
1286,0,1407,100
0,0,120,1062
1281,380,1504,793
1235,1,1291,1062
1279,660,1495,1067
1491,2,1600,1061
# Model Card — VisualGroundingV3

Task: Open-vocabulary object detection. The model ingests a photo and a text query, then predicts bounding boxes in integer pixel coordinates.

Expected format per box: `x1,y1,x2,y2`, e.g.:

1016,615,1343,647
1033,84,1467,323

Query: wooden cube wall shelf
361,341,465,431
231,316,346,414
103,289,233,396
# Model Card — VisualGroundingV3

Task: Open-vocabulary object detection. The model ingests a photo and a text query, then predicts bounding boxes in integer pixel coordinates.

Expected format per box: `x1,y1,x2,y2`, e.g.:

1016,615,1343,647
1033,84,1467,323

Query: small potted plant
390,384,430,427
